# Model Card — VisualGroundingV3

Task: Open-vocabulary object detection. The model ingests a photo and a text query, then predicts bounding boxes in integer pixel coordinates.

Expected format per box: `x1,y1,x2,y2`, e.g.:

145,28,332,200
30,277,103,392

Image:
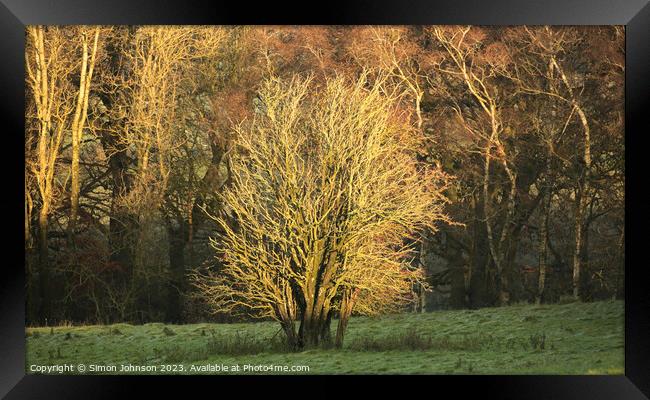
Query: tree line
25,26,624,338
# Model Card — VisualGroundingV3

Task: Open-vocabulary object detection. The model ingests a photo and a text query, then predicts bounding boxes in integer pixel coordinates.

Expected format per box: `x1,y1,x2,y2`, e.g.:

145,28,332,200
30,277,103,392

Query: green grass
25,300,624,375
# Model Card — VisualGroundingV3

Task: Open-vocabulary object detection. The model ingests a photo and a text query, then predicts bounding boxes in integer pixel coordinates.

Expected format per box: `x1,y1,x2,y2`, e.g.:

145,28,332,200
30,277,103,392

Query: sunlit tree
192,72,451,348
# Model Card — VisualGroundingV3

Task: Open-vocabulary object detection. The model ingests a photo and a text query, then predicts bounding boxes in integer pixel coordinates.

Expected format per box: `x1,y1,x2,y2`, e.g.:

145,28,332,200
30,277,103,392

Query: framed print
1,0,648,398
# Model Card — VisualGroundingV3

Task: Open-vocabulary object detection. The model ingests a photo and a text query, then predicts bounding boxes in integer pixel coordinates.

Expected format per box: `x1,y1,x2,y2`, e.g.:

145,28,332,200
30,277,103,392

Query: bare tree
507,27,596,299
96,27,227,318
347,26,428,131
69,27,101,234
192,72,451,348
26,25,104,321
431,26,518,305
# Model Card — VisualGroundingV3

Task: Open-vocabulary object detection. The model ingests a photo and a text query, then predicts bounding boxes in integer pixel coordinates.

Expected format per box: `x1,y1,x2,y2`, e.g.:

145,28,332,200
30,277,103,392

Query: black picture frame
1,0,647,398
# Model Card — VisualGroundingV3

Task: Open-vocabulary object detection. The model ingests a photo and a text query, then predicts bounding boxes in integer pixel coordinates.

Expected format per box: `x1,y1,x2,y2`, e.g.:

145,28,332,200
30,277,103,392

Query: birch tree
69,27,101,234
431,26,518,304
26,25,103,321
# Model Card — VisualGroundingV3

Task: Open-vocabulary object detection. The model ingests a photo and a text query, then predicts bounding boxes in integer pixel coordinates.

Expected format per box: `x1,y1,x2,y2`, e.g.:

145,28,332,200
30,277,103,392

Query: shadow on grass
155,330,291,363
152,326,553,363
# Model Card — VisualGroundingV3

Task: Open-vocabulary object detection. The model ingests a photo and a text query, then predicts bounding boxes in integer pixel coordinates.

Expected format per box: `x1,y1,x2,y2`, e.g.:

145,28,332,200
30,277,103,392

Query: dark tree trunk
468,195,492,308
335,315,349,349
447,230,467,308
319,309,333,345
99,97,136,296
37,211,51,324
26,244,37,324
579,219,591,301
298,310,326,348
335,289,355,348
502,234,520,304
536,191,550,305
166,221,187,322
96,27,139,321
296,242,339,348
281,319,300,349
104,145,137,310
572,188,583,300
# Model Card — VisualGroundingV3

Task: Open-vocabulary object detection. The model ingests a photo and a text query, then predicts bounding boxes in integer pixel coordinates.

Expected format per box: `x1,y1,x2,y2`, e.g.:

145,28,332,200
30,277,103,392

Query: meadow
25,300,624,375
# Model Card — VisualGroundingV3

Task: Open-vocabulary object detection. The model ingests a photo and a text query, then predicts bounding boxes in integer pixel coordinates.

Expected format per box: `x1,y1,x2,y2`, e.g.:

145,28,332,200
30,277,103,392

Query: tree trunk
572,188,583,300
580,216,591,300
419,284,426,313
101,138,137,322
335,288,357,348
468,193,491,308
536,191,550,305
69,28,99,235
417,238,428,313
97,27,138,320
448,235,467,308
495,148,517,306
69,42,88,235
552,57,591,301
415,94,423,131
166,221,186,322
501,233,520,304
615,228,624,299
281,319,299,349
298,239,339,347
319,309,333,345
37,209,51,324
335,314,349,349
299,309,325,348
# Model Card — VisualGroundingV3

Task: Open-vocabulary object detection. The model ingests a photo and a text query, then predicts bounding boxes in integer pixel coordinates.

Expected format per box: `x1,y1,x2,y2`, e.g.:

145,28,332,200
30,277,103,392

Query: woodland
25,26,624,349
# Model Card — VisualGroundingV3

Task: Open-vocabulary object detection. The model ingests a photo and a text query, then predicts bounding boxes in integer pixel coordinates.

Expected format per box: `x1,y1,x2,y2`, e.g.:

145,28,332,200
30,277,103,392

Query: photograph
23,24,625,376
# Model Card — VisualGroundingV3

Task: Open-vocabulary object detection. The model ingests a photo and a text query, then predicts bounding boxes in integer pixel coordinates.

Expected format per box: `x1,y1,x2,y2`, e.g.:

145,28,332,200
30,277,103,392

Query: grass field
25,300,624,375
